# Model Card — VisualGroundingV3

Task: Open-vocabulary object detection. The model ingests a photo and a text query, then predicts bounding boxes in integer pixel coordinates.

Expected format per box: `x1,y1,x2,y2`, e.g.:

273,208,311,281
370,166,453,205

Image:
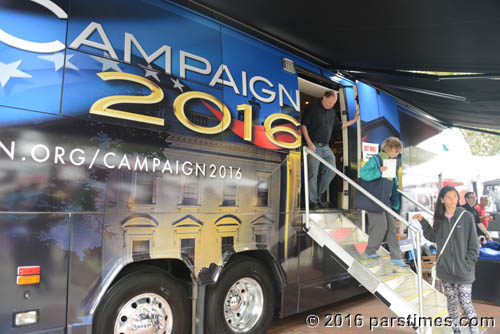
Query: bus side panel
0,0,68,115
66,214,103,332
0,213,69,334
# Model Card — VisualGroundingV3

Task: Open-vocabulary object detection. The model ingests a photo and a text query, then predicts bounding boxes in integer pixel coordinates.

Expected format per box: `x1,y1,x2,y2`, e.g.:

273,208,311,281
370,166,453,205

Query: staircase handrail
303,146,425,326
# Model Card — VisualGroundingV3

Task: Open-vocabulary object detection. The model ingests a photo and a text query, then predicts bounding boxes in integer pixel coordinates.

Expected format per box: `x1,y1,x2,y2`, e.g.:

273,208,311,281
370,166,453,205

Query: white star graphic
90,55,122,72
0,60,32,88
144,64,160,82
38,52,79,71
170,77,184,92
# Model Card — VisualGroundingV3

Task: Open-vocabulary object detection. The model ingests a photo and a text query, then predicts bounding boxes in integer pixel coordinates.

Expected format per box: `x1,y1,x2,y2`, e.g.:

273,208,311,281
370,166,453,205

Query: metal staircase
303,147,486,334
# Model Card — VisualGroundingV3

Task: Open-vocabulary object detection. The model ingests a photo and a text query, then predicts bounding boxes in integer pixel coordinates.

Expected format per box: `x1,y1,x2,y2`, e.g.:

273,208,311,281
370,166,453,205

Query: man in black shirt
462,192,491,241
301,90,359,209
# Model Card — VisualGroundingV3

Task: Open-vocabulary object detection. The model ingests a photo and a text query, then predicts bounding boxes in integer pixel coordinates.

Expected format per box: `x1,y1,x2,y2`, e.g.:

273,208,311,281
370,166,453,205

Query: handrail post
416,232,424,329
361,210,366,233
303,147,310,230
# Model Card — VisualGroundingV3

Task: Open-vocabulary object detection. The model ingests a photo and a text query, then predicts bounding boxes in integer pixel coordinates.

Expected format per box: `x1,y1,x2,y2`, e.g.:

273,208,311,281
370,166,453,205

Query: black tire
93,268,190,334
205,257,276,334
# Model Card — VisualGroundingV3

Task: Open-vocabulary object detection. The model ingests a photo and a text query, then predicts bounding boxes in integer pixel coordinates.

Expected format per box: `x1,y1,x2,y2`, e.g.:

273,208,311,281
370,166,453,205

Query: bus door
297,76,349,210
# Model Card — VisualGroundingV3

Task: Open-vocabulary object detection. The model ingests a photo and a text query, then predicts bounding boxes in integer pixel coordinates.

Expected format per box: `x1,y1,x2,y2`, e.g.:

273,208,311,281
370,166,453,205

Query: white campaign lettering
134,156,148,171
0,141,15,160
195,163,205,177
0,0,67,53
69,148,85,166
209,64,240,95
278,84,300,111
182,161,193,175
103,152,116,168
31,0,68,18
179,50,212,79
161,160,173,174
65,22,295,110
11,142,243,180
54,146,65,164
241,71,248,97
69,22,119,60
124,33,172,74
152,158,161,172
249,76,276,103
31,144,50,162
118,155,131,170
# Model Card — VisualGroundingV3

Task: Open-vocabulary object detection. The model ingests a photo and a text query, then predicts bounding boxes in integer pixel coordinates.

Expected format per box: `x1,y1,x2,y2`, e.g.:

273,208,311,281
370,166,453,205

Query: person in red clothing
475,195,493,229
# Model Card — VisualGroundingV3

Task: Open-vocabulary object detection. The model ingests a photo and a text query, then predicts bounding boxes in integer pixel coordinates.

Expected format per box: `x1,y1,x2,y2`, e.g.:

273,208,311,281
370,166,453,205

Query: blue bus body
0,1,444,333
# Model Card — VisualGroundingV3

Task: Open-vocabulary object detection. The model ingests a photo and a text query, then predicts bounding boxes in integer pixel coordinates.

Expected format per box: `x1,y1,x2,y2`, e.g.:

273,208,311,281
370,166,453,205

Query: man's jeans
307,145,336,204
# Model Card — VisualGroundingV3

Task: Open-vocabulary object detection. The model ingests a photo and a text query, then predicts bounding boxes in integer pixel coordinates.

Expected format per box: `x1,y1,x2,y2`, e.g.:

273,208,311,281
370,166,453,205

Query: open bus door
297,75,350,209
338,86,360,210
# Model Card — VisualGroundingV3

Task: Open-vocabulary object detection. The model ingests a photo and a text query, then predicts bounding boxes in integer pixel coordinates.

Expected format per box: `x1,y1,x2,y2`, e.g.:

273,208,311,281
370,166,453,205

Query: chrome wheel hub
114,293,173,334
223,277,264,333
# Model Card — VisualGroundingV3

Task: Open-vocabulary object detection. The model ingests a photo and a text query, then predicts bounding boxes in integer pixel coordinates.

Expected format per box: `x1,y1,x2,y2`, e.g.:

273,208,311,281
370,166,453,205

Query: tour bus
0,0,447,333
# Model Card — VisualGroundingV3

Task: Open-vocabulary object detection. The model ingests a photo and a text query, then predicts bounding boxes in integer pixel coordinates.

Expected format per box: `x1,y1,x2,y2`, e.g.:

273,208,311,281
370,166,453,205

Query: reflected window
186,111,208,127
132,240,150,261
181,175,199,206
134,173,156,204
181,238,195,265
237,110,244,121
222,180,237,206
256,174,270,207
221,236,234,255
255,234,267,245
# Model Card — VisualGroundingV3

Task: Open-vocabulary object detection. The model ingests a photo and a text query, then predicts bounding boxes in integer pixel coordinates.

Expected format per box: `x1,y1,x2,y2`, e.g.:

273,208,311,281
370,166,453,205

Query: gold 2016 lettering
89,72,300,149
90,72,165,126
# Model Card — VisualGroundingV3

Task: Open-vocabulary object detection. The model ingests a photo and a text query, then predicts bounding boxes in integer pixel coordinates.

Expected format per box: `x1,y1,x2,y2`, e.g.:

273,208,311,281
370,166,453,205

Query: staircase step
328,227,355,243
367,258,410,276
382,272,416,290
325,228,368,249
308,212,345,229
339,245,390,267
341,229,368,245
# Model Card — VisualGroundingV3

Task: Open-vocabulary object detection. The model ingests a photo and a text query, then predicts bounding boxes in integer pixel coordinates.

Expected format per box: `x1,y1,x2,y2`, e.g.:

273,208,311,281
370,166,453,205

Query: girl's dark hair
433,186,460,233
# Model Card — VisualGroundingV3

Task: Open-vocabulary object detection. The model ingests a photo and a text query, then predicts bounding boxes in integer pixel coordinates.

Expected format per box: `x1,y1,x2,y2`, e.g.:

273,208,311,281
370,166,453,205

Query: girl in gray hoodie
413,186,479,334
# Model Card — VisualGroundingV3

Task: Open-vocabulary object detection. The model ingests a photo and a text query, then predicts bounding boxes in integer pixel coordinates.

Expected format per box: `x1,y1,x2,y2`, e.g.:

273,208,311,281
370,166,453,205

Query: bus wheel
205,257,275,334
93,269,189,334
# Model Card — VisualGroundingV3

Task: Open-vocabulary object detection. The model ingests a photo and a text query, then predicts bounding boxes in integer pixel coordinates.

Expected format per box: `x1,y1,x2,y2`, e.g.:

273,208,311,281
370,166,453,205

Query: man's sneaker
309,202,320,210
362,252,380,259
390,259,409,267
318,200,329,209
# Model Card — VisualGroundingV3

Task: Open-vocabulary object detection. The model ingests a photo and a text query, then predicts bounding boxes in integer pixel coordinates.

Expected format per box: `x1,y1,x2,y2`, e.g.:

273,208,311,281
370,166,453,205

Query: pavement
268,293,500,334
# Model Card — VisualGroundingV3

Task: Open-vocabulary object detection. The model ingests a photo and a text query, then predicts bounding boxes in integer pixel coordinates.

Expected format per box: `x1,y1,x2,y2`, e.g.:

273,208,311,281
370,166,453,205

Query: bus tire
205,257,276,334
92,269,189,334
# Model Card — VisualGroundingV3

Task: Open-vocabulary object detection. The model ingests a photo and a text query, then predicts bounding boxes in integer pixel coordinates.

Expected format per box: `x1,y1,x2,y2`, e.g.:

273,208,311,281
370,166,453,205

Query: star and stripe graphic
0,60,32,87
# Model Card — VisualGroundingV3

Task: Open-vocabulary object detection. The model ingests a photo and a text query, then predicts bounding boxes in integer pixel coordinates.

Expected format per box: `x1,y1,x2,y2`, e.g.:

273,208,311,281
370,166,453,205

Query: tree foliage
460,128,500,156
